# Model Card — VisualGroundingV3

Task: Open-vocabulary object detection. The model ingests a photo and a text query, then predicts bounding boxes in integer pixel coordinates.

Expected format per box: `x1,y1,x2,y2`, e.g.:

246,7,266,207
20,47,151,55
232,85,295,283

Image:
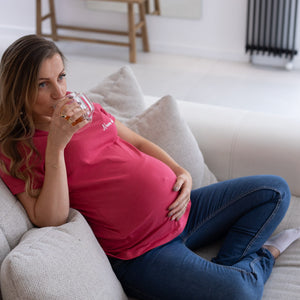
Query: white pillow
0,209,127,300
126,95,217,189
86,66,146,123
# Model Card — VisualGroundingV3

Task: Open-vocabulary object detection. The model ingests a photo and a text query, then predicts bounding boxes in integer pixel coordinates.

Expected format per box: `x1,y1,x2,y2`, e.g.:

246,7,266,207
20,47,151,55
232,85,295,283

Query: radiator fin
246,0,298,58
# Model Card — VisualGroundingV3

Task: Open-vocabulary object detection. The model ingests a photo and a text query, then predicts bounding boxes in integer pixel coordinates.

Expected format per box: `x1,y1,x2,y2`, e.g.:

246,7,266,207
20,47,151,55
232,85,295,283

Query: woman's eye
38,82,46,88
58,73,66,81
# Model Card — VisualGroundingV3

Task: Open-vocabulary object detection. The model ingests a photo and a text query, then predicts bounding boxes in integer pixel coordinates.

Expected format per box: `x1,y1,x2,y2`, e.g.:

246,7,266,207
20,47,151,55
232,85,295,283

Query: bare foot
263,245,280,259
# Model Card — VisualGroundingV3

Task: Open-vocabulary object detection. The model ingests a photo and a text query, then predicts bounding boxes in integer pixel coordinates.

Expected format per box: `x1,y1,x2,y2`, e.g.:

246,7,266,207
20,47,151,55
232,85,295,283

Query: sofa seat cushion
0,209,127,300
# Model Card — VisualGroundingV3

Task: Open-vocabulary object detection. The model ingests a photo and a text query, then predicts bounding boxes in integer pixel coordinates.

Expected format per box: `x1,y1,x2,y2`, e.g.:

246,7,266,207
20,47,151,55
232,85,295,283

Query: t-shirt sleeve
0,152,26,195
0,169,25,195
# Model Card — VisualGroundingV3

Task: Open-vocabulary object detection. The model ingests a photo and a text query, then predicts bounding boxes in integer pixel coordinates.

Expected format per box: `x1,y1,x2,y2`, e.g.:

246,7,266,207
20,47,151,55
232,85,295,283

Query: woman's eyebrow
38,69,65,81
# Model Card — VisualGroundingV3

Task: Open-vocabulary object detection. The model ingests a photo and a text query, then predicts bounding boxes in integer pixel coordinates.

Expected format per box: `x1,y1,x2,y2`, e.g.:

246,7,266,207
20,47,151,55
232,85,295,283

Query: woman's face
32,53,67,125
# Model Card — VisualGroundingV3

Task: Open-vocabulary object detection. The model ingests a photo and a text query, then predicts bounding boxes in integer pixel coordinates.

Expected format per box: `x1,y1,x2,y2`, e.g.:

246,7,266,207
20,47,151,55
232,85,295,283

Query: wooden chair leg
144,0,150,14
155,0,161,15
139,2,149,52
49,0,58,41
36,0,42,35
127,3,136,63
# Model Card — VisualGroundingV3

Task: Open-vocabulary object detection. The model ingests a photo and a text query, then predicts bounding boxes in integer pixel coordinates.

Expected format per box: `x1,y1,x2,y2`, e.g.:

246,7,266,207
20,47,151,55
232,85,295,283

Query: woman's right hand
47,96,89,151
17,96,90,228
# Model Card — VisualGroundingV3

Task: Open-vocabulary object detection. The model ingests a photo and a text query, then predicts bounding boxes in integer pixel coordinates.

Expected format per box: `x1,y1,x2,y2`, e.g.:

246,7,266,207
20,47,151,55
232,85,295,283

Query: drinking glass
64,92,94,125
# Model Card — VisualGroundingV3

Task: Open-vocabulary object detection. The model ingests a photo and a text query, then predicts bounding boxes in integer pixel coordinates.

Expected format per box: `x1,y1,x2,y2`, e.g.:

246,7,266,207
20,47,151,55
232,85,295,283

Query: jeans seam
183,186,283,248
211,249,273,279
241,188,282,258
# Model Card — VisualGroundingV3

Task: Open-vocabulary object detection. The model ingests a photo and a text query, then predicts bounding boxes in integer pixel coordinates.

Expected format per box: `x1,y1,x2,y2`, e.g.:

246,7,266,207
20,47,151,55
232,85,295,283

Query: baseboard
149,40,249,63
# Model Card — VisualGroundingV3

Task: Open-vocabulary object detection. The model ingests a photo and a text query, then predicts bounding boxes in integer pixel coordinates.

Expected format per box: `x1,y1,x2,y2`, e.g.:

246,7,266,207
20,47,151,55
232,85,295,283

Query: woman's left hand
168,169,192,221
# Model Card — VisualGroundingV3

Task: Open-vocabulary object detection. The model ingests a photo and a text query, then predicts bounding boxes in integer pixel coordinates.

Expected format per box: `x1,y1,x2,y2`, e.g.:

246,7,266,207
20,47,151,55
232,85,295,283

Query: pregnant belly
94,155,179,239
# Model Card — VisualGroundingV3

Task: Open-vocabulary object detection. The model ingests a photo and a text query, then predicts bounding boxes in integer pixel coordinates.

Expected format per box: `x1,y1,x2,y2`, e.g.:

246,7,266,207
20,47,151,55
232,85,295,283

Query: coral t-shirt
0,103,190,259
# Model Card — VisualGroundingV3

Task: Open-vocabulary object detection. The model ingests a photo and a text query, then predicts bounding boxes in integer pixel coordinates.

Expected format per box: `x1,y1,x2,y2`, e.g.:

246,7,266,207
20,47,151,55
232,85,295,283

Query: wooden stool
145,0,160,15
36,0,149,63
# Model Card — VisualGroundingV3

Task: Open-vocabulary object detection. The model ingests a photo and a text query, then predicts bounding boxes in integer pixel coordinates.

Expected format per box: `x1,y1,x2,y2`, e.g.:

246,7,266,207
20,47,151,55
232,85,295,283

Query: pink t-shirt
0,103,190,259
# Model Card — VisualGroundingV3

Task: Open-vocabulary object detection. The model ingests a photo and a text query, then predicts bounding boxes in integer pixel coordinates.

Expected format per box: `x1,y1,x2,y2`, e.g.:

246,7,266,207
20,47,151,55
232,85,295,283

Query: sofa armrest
0,209,127,300
176,100,300,197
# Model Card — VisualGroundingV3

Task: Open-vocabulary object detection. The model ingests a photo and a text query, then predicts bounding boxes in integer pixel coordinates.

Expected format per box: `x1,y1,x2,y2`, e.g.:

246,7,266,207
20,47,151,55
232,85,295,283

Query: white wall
0,0,299,67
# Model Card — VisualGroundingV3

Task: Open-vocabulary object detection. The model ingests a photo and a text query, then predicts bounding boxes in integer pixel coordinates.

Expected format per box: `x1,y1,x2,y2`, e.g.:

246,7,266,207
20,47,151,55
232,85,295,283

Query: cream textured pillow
0,178,33,298
86,66,146,123
126,95,217,189
0,178,33,264
0,209,128,300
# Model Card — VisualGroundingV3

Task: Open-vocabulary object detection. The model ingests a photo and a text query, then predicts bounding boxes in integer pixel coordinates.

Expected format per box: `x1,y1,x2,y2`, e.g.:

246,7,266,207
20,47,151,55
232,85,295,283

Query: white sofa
0,66,300,299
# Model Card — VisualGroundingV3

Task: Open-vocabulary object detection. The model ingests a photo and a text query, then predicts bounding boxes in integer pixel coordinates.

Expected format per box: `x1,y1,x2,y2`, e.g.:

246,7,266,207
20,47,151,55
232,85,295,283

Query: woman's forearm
27,99,90,227
116,120,189,177
34,145,70,226
18,145,70,227
138,138,187,176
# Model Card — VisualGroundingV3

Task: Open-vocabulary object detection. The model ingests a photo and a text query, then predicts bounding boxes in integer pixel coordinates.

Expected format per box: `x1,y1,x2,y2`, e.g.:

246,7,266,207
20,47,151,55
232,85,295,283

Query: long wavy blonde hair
0,35,65,196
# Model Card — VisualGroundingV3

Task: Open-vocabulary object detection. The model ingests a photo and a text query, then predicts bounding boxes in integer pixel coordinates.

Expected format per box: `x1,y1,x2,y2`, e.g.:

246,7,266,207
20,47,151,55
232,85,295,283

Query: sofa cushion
0,230,9,265
0,209,127,300
126,95,217,189
86,66,146,123
0,178,33,266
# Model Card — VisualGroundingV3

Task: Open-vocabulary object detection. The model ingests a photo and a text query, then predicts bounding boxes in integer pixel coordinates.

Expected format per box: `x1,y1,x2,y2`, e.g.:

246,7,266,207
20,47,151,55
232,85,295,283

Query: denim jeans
109,175,291,300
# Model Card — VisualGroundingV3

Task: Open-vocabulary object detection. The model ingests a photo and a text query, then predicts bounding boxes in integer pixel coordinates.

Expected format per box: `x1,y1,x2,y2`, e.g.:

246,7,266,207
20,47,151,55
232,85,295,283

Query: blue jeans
109,175,291,300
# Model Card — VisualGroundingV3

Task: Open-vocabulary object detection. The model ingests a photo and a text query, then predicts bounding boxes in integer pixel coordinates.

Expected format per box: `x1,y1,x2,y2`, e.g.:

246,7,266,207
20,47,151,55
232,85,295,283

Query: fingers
61,107,85,126
168,191,190,221
52,97,73,117
57,98,87,127
168,202,189,221
46,96,91,152
168,172,192,221
173,175,185,192
48,98,88,150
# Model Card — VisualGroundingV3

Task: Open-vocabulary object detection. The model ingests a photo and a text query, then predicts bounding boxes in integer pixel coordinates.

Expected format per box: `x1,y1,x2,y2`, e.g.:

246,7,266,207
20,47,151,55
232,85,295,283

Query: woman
0,35,299,300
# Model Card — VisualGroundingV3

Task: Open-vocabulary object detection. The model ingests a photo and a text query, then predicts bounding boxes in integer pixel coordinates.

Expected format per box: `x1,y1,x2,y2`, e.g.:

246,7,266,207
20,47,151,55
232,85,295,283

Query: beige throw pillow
86,66,146,123
126,95,217,189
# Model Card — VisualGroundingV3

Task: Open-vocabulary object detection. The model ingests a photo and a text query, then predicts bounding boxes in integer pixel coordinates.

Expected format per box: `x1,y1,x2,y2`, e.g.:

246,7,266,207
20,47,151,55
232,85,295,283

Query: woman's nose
51,84,65,99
